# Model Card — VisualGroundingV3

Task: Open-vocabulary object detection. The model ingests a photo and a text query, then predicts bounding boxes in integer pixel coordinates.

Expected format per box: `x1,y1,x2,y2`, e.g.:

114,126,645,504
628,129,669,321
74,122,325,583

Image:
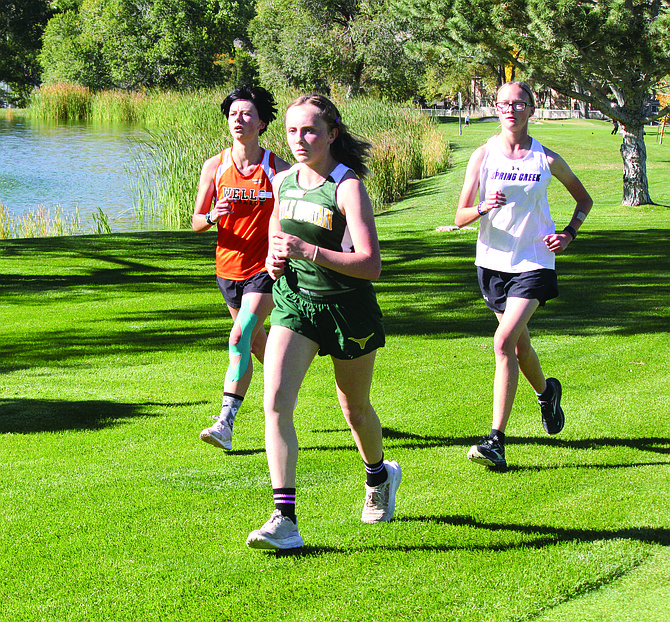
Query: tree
250,0,335,92
250,0,423,100
0,0,53,105
394,0,670,206
40,0,255,90
40,6,111,89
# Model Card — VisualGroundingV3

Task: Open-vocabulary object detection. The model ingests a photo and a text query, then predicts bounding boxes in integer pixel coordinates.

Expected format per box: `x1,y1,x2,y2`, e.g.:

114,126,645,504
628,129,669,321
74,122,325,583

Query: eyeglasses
495,101,530,112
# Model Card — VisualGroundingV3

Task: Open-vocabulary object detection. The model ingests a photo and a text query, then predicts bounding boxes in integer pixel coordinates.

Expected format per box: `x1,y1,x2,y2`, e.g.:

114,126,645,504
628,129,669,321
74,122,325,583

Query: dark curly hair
221,85,278,136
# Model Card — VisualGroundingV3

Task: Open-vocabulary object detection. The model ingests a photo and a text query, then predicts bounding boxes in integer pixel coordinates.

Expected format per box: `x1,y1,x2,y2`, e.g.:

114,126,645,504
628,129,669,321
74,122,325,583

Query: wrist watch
205,211,215,226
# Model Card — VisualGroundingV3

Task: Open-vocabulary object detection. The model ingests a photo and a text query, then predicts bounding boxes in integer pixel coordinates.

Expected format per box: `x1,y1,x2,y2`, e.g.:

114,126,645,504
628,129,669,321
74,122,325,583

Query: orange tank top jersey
214,148,278,280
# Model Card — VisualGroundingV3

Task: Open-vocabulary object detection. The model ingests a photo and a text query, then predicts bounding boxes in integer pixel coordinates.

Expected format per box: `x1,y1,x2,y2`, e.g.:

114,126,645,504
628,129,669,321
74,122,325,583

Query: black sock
537,384,552,401
491,429,505,443
364,456,388,487
273,488,296,523
223,392,244,402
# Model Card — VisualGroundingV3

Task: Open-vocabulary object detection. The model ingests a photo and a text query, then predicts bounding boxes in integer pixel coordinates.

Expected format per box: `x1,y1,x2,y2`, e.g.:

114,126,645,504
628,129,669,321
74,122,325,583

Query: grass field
1,118,669,621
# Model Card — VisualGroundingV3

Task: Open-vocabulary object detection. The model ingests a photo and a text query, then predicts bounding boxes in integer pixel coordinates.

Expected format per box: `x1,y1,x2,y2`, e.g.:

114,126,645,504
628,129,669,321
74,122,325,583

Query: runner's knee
225,298,258,383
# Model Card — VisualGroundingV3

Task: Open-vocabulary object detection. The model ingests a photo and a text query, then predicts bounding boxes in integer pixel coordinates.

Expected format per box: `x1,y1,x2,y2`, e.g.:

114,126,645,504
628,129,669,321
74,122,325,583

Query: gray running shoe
246,510,304,550
361,460,402,523
540,377,564,435
200,410,234,450
468,435,506,468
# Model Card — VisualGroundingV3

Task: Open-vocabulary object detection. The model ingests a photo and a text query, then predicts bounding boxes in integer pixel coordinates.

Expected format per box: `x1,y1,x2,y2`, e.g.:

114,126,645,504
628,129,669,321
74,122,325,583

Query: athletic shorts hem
271,277,385,360
477,267,558,313
217,270,274,309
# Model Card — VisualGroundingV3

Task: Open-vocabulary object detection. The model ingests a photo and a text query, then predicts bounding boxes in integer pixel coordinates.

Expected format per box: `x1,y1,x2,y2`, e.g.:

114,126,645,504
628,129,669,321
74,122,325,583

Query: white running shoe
200,411,234,450
361,460,402,523
246,510,304,550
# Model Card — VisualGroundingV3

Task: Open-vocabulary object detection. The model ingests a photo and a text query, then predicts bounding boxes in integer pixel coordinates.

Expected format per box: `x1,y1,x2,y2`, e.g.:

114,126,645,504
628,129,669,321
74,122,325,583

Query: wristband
205,211,215,226
477,202,486,216
563,225,577,240
312,245,319,262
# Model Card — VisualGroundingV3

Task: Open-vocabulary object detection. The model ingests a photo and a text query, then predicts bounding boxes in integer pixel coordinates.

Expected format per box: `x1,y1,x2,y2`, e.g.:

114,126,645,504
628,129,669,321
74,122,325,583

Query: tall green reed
30,83,93,120
27,85,451,229
141,91,451,226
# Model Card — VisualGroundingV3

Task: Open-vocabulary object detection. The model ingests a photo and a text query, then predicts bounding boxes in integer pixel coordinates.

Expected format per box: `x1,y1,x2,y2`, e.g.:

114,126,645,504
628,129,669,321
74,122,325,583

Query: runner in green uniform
246,94,402,550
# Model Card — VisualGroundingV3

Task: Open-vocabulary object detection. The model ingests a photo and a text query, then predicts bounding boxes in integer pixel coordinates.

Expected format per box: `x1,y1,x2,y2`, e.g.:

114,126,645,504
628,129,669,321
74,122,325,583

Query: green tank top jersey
277,163,372,293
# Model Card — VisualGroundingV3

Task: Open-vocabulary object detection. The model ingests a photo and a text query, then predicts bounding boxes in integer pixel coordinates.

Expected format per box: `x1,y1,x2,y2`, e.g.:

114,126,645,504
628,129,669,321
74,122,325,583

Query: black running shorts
477,267,558,313
217,270,274,309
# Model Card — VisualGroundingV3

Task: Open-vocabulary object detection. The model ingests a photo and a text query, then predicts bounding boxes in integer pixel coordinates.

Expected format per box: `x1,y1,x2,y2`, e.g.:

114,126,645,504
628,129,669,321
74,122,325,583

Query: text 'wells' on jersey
219,186,273,202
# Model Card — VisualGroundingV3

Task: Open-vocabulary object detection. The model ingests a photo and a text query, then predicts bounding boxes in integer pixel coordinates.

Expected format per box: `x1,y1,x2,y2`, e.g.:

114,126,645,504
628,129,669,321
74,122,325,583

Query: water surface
0,116,156,232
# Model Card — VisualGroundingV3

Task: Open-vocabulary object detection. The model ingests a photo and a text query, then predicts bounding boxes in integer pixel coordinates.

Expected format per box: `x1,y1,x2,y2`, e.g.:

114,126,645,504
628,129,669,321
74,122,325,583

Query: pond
0,116,159,233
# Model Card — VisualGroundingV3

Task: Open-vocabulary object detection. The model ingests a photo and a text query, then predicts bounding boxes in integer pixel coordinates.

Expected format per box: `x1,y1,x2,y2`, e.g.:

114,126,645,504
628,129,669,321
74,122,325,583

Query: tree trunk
620,124,652,206
573,82,590,119
346,60,364,98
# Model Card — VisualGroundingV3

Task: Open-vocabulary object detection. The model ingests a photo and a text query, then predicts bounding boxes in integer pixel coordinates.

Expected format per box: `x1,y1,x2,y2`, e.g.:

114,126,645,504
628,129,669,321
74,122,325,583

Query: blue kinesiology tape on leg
225,298,258,384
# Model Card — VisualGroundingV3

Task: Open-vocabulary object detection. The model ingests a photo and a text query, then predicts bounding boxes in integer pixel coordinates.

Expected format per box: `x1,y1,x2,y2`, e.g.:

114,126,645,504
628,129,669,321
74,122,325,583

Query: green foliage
397,0,670,123
130,90,450,227
395,0,670,205
39,0,255,90
0,0,53,105
0,122,669,617
250,0,423,100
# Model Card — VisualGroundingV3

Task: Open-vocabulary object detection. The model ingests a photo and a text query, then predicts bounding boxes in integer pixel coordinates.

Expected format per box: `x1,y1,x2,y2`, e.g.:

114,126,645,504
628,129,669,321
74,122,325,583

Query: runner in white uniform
455,81,593,469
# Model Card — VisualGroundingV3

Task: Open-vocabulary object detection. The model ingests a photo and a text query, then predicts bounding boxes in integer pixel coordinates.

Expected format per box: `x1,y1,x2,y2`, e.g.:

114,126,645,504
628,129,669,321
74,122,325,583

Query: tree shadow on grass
1,228,667,375
377,228,670,339
0,317,224,375
0,231,214,295
0,398,205,433
381,427,670,455
295,428,670,462
0,230,212,263
2,228,668,342
271,518,670,557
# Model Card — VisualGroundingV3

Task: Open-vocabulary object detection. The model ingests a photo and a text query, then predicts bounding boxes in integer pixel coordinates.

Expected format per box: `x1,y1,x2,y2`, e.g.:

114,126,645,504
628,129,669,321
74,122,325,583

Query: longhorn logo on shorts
348,333,374,350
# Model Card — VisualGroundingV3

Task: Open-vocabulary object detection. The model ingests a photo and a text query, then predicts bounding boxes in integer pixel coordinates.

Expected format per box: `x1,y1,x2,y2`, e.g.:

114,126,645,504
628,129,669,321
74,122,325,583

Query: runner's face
496,84,533,129
228,100,265,141
285,103,337,166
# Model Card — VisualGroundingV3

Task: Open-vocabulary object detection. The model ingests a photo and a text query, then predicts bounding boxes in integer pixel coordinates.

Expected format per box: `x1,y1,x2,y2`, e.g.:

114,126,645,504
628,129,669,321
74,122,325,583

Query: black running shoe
540,377,564,435
467,435,506,468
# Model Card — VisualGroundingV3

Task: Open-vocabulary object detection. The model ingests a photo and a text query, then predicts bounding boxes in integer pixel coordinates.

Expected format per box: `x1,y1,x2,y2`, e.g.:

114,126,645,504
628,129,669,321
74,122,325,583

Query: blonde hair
497,81,536,108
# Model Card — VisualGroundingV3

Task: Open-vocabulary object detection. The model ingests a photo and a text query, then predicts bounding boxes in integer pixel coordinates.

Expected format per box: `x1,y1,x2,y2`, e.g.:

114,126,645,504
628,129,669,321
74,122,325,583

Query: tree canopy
39,0,256,90
0,0,53,105
250,0,422,99
5,0,670,206
394,0,670,205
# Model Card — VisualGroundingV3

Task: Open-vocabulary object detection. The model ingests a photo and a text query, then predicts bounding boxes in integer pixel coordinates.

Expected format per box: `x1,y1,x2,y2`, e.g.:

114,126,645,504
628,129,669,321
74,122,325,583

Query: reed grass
29,84,228,129
92,207,112,234
139,90,451,226
0,203,82,239
29,83,92,121
89,90,148,123
27,84,451,228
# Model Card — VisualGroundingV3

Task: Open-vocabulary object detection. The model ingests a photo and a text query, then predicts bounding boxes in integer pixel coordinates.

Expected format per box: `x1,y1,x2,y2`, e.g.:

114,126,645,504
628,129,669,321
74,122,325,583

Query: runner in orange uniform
192,85,289,450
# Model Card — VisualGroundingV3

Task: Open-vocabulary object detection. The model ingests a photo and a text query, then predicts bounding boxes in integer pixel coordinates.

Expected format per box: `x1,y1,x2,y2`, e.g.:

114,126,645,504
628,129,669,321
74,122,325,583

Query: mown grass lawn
0,118,668,621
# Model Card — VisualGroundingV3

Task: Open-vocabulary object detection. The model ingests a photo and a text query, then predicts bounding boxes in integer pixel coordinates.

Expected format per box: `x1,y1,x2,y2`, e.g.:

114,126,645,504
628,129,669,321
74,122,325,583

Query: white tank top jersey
476,135,555,273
